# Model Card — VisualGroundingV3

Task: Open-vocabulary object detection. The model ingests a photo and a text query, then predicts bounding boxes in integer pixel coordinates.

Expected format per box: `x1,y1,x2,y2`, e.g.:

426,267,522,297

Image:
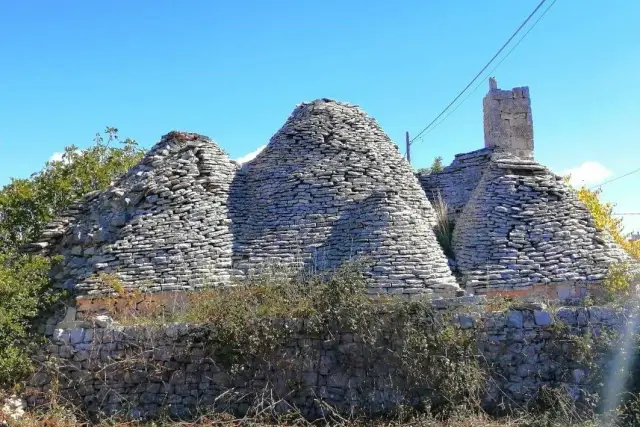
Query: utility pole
405,131,411,164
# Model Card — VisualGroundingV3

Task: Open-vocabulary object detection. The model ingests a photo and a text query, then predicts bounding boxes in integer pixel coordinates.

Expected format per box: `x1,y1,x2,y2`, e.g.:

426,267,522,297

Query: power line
614,213,640,216
409,0,549,144
416,0,558,139
589,167,640,190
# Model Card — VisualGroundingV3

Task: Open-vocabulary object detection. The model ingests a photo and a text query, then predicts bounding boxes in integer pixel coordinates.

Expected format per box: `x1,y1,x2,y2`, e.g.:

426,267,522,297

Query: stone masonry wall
417,148,493,222
28,300,631,419
483,78,534,158
452,154,631,294
27,100,460,299
28,132,238,297
230,99,459,296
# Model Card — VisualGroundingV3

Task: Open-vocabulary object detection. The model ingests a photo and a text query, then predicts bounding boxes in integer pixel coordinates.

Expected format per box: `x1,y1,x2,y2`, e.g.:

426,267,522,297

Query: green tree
0,251,56,387
575,186,639,261
0,127,143,387
417,156,445,175
571,183,640,300
430,156,444,173
0,127,144,251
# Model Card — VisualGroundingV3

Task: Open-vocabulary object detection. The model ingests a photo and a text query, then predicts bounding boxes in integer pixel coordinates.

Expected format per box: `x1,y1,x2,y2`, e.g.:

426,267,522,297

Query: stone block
506,311,524,329
458,315,475,329
69,329,85,345
534,310,553,327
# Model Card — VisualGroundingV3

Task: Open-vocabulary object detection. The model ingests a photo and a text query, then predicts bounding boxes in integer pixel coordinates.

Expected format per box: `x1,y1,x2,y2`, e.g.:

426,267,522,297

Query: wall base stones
26,300,631,420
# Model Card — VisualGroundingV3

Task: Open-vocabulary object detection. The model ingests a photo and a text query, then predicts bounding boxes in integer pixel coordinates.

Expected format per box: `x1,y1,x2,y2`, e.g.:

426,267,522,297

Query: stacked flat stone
452,153,631,293
30,303,629,417
231,99,459,295
28,101,460,297
28,132,238,296
418,148,493,222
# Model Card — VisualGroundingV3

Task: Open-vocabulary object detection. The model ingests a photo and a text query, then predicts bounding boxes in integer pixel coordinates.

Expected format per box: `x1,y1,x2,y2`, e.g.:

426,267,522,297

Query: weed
431,191,455,259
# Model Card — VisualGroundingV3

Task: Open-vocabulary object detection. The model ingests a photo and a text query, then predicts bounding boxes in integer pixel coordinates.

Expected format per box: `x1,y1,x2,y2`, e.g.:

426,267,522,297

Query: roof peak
295,98,360,109
160,131,212,143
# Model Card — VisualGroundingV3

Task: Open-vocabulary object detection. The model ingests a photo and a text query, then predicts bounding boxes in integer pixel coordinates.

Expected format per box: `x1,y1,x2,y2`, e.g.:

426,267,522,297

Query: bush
574,186,640,261
97,264,484,416
0,127,142,389
0,251,58,388
0,127,143,252
567,183,640,301
598,262,640,304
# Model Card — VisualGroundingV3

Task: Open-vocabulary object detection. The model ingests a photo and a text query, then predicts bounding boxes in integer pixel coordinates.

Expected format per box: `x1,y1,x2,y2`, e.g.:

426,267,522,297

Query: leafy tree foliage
572,185,640,301
0,252,56,387
575,186,640,261
0,127,144,251
0,127,143,387
417,156,445,175
430,156,444,173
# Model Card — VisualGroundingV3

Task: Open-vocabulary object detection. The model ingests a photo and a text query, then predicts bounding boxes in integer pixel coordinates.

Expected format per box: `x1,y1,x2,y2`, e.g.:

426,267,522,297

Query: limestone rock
30,103,460,298
230,99,459,295
450,153,632,294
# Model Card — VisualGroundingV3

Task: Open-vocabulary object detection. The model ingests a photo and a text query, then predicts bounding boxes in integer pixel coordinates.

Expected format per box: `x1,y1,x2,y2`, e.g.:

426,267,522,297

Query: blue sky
0,0,638,232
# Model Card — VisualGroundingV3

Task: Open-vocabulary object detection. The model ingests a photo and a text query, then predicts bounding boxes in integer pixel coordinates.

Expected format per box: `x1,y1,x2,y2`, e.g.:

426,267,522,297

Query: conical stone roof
31,101,461,298
452,153,632,294
34,132,237,295
230,99,459,295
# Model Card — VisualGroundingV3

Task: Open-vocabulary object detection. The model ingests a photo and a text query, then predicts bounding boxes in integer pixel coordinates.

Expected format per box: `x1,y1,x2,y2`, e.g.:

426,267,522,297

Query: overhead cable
410,0,549,144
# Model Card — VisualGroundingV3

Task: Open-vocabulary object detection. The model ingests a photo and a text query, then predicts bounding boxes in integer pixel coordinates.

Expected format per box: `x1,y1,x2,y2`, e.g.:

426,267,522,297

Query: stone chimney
483,77,534,158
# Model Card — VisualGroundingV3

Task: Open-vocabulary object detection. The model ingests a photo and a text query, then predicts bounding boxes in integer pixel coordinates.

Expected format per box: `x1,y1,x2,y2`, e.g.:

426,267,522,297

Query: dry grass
0,409,606,427
431,191,455,259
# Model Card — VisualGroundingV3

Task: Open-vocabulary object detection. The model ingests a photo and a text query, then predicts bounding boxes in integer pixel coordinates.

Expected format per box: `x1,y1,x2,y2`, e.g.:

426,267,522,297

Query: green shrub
0,127,142,388
600,262,640,304
417,156,445,175
106,263,484,415
0,251,58,388
0,127,143,252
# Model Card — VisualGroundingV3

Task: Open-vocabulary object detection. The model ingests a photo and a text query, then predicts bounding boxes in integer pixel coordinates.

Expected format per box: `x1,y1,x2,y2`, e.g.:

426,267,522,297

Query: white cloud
235,145,266,164
48,152,65,163
562,161,612,188
48,149,82,164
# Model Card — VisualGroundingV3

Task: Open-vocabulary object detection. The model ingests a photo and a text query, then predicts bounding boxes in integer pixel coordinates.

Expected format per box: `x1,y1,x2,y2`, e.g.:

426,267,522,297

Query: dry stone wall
28,100,460,298
230,99,458,295
452,153,631,294
29,132,237,297
28,301,632,419
417,148,492,222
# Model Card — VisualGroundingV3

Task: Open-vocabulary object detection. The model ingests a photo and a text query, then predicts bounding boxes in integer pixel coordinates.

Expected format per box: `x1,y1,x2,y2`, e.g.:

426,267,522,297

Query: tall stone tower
483,77,534,158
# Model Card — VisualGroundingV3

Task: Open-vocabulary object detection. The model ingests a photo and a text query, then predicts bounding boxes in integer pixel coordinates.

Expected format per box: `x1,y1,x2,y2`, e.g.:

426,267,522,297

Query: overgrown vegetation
431,191,455,258
571,184,640,299
574,186,640,262
0,128,143,388
100,264,484,416
0,253,57,388
38,264,640,426
5,270,640,426
0,407,624,427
